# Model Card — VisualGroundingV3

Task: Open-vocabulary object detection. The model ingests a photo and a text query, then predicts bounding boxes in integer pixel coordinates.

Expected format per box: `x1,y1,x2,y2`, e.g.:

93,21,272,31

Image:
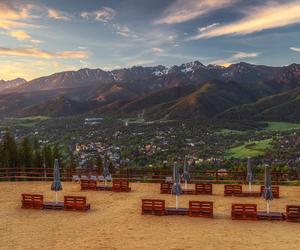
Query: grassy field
1,116,49,128
226,138,272,159
216,129,245,135
263,122,300,132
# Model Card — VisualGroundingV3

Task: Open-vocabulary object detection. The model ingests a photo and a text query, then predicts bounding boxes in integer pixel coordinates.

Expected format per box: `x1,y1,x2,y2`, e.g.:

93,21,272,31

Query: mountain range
0,78,27,92
1,61,300,122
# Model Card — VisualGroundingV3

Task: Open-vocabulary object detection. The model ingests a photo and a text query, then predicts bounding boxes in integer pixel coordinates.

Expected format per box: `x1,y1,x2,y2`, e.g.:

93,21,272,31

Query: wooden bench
195,184,212,195
21,194,44,209
141,199,165,216
260,186,280,198
188,201,213,218
286,205,300,222
224,185,242,196
81,180,97,191
112,179,131,192
64,196,90,212
231,204,257,220
160,182,172,194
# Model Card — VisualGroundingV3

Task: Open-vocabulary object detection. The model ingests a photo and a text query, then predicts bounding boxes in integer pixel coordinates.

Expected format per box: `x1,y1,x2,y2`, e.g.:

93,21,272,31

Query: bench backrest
142,199,165,209
81,180,97,189
225,185,242,194
232,204,257,213
88,180,97,188
195,184,212,193
261,186,279,194
161,182,172,189
22,194,43,202
113,179,129,188
189,201,213,210
64,196,87,206
286,205,300,215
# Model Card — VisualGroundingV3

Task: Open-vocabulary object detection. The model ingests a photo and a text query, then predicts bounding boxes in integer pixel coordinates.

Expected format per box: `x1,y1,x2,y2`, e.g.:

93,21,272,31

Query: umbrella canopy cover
171,163,182,195
246,157,253,183
51,159,62,191
262,164,273,201
182,156,191,182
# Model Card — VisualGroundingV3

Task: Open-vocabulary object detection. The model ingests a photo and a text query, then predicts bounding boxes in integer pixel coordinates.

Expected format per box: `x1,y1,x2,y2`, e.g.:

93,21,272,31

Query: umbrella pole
185,180,187,190
55,192,58,204
267,201,270,214
105,179,107,186
176,195,179,209
249,182,252,192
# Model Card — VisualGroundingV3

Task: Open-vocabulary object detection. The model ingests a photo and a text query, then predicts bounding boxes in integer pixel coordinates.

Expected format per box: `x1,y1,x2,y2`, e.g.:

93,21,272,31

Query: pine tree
53,144,60,161
43,145,53,169
96,156,103,174
33,149,43,168
20,137,33,171
2,129,18,172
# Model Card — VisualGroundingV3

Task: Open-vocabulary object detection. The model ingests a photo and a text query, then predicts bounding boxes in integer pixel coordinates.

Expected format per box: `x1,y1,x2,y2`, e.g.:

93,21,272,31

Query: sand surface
0,182,300,250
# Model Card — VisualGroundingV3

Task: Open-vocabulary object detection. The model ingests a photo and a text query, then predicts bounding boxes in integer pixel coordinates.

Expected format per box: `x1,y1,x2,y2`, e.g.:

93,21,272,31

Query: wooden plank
165,207,189,215
43,202,64,210
257,211,285,221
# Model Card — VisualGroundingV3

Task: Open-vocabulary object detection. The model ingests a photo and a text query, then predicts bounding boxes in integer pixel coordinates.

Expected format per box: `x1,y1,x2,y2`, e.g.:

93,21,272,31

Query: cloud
231,52,259,60
0,1,32,20
30,39,43,44
0,1,42,30
112,23,138,38
80,7,137,38
81,7,116,22
0,47,89,59
210,51,259,66
189,1,300,40
198,23,219,32
290,47,300,52
48,9,71,21
155,0,238,24
152,47,165,53
9,30,31,40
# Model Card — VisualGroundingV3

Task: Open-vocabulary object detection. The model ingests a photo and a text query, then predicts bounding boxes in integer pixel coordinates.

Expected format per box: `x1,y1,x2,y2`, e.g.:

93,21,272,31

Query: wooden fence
0,167,299,185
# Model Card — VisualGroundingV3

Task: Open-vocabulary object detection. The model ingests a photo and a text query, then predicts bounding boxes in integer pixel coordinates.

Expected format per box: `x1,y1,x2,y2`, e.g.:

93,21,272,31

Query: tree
96,156,103,174
67,152,77,175
20,137,33,170
53,144,60,162
2,129,18,170
33,149,43,168
43,145,53,168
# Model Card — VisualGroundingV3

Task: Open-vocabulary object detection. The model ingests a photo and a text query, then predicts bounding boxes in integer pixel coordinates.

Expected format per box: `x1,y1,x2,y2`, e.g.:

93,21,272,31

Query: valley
1,61,300,173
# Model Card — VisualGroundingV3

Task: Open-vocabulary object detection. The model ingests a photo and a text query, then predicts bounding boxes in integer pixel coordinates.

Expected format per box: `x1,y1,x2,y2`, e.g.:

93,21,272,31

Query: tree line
0,129,61,171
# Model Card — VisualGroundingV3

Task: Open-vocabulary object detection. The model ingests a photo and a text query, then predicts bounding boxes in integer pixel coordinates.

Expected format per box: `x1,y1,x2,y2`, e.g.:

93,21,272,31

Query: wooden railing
0,167,299,185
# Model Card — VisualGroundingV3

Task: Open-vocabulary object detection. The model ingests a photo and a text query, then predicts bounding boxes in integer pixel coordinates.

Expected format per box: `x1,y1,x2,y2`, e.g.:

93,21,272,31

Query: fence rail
0,167,299,185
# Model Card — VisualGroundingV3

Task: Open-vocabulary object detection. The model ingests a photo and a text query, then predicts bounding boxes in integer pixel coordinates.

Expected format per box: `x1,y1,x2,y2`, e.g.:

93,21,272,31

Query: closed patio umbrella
246,157,253,191
171,163,182,209
51,159,62,204
182,156,191,190
103,156,111,186
262,164,273,214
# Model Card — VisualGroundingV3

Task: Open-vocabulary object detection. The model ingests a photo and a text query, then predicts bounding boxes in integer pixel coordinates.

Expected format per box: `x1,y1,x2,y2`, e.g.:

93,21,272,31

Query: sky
1,0,300,80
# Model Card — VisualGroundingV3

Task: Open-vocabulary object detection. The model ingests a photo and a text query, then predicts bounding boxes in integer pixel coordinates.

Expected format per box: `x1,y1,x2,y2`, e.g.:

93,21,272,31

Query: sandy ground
0,182,300,250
